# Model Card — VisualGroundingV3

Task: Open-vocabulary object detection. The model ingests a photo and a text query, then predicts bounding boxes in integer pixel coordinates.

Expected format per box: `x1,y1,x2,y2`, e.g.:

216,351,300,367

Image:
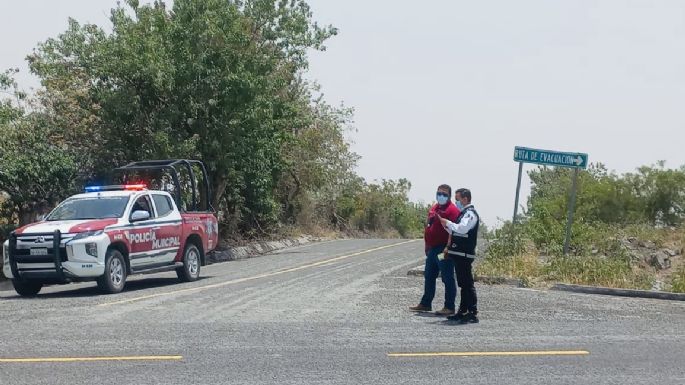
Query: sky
2,0,685,226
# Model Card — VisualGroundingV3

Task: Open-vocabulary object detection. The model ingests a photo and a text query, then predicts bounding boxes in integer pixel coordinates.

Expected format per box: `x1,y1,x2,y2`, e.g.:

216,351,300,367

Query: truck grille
8,231,74,281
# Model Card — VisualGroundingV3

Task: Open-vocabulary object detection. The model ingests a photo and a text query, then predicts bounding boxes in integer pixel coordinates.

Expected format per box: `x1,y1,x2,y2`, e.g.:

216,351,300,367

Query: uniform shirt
443,204,478,235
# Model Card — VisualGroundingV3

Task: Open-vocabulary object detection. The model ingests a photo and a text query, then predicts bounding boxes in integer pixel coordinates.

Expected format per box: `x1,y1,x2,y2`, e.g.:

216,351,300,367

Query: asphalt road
1,239,684,385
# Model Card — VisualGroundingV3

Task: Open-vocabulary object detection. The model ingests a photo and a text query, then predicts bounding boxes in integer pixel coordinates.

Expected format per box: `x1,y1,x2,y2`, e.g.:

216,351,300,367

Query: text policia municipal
125,230,180,250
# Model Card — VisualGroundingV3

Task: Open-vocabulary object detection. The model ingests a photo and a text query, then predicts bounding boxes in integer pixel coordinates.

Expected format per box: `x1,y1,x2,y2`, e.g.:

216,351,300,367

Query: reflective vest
447,206,479,258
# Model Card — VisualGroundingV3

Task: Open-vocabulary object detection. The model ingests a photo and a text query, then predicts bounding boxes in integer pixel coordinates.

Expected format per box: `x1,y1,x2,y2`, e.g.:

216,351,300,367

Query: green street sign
513,146,588,169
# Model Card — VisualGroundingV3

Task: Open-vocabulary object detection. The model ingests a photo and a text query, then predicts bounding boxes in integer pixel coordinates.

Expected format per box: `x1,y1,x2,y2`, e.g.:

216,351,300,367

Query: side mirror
130,210,151,223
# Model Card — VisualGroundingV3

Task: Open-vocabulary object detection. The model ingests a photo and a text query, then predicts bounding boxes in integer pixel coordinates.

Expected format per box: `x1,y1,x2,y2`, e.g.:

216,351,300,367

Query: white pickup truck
2,159,218,296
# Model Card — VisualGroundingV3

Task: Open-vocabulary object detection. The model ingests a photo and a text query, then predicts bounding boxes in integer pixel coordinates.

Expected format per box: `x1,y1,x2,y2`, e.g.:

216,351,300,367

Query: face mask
456,201,464,210
436,193,449,206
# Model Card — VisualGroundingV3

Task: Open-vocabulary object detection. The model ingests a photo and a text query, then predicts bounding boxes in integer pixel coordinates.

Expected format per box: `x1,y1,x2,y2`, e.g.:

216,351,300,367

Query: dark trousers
420,245,456,310
455,255,478,313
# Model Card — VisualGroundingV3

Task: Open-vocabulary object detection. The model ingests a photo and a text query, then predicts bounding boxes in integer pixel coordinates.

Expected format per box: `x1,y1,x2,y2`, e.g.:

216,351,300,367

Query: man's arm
442,232,452,259
424,205,436,251
439,211,477,235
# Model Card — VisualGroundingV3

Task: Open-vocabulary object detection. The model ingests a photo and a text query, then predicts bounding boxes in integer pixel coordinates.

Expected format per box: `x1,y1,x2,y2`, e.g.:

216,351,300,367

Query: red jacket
424,201,461,249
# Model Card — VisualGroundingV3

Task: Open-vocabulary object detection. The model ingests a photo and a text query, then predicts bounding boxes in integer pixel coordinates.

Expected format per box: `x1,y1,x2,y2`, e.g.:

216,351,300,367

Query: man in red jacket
410,184,461,315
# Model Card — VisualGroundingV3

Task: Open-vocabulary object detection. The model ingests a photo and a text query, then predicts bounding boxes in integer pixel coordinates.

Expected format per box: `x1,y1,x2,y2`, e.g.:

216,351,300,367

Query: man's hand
437,214,448,227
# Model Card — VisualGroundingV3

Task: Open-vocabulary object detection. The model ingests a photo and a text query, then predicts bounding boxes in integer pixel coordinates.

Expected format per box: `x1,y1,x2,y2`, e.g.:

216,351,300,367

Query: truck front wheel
97,249,127,294
11,279,43,297
177,243,201,282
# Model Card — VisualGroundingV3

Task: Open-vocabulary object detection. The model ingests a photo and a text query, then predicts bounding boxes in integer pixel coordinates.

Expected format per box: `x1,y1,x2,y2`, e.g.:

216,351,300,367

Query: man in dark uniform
438,188,480,324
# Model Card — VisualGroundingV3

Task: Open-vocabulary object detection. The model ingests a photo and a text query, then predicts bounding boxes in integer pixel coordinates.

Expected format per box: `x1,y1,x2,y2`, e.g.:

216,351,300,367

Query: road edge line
552,283,685,301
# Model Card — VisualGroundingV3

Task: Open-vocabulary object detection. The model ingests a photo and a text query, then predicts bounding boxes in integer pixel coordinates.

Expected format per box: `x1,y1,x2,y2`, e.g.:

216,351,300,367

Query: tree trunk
18,209,32,226
211,174,228,211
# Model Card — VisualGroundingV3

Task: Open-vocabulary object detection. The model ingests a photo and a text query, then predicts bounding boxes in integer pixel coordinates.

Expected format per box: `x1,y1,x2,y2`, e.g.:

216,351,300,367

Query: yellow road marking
98,239,419,307
388,350,590,358
0,355,183,363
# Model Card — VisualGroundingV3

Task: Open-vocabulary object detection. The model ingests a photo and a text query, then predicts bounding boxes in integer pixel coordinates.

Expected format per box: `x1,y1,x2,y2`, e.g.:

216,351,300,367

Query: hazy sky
2,1,684,225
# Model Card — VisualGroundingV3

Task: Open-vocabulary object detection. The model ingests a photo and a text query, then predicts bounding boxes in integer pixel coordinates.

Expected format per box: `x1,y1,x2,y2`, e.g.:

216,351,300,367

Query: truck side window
131,195,154,218
153,194,173,217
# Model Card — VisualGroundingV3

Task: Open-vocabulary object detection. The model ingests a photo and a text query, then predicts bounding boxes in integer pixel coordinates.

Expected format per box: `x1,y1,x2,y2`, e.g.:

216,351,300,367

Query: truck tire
177,243,201,282
97,248,127,294
11,279,43,297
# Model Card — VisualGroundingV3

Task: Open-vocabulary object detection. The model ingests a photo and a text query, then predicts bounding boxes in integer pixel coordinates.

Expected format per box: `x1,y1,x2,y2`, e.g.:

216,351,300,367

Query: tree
28,0,337,232
277,84,360,228
626,162,685,226
0,70,78,225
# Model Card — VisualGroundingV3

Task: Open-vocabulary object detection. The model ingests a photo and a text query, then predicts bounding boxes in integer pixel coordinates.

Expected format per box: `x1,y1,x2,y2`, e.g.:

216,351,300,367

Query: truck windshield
46,197,130,221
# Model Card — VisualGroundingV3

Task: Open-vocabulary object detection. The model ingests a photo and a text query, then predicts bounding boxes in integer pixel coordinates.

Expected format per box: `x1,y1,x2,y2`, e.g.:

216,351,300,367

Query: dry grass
477,253,656,290
475,252,543,287
543,255,654,290
670,266,685,293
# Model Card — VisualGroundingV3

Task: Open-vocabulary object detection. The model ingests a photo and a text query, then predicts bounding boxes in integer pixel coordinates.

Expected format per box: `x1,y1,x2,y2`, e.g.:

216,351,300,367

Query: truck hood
14,219,120,235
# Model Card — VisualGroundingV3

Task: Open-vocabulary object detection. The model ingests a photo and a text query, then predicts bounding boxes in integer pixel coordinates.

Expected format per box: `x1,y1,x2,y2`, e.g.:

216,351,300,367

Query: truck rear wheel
177,243,201,282
11,279,43,297
97,249,127,294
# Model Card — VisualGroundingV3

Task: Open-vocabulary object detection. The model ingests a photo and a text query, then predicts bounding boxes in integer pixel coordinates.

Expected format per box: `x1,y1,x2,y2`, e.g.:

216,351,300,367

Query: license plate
30,248,48,256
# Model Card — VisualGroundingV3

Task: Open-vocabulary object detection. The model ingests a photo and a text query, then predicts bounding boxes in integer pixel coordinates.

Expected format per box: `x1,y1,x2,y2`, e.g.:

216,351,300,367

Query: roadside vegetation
478,164,685,293
0,0,427,252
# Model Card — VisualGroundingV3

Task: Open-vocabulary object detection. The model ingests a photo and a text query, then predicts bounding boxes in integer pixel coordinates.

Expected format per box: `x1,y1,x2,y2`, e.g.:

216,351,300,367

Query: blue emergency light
85,184,147,192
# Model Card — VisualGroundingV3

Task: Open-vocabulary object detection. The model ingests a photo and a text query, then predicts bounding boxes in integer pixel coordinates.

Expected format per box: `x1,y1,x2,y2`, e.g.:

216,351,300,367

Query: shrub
485,222,531,258
670,267,685,293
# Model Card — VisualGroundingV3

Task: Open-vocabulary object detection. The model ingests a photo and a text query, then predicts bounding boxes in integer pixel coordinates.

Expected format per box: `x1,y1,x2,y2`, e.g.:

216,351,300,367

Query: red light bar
124,184,147,191
85,184,147,192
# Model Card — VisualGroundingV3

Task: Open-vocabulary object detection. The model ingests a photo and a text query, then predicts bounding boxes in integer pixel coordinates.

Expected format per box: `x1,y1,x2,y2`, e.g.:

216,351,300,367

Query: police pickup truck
2,160,218,296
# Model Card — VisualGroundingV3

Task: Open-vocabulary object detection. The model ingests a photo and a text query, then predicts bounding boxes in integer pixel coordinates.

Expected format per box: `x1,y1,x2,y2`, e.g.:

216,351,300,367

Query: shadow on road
412,312,446,318
0,276,213,300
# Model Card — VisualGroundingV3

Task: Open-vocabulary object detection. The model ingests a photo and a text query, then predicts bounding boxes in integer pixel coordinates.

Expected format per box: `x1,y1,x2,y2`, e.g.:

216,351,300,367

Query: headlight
72,230,104,241
3,243,8,263
85,243,98,257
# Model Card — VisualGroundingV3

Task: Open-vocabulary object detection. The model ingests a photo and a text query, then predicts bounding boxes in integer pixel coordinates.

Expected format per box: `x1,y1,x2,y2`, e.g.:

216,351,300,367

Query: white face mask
436,194,449,206
456,201,464,210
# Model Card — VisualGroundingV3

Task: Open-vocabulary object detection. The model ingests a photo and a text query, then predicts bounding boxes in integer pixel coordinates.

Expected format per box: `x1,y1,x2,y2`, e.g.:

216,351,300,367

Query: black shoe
409,304,432,312
457,312,479,324
446,311,467,321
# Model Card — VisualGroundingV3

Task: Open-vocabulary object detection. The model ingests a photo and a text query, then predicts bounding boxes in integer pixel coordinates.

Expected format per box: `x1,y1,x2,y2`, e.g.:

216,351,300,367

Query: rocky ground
620,236,683,290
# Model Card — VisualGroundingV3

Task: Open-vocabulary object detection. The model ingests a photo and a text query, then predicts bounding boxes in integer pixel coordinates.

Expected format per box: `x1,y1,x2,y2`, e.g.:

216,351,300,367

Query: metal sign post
563,168,580,255
512,146,588,255
513,162,523,224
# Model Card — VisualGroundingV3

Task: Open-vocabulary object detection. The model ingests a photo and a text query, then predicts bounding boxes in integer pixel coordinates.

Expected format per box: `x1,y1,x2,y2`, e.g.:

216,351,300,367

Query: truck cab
3,160,218,296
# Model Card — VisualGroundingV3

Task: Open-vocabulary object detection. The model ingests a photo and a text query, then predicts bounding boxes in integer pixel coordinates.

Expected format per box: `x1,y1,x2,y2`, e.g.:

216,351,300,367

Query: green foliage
26,0,337,233
485,222,530,258
276,92,360,231
0,72,79,225
334,179,427,238
670,266,685,293
521,162,685,255
480,162,685,290
527,163,685,231
627,162,685,226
